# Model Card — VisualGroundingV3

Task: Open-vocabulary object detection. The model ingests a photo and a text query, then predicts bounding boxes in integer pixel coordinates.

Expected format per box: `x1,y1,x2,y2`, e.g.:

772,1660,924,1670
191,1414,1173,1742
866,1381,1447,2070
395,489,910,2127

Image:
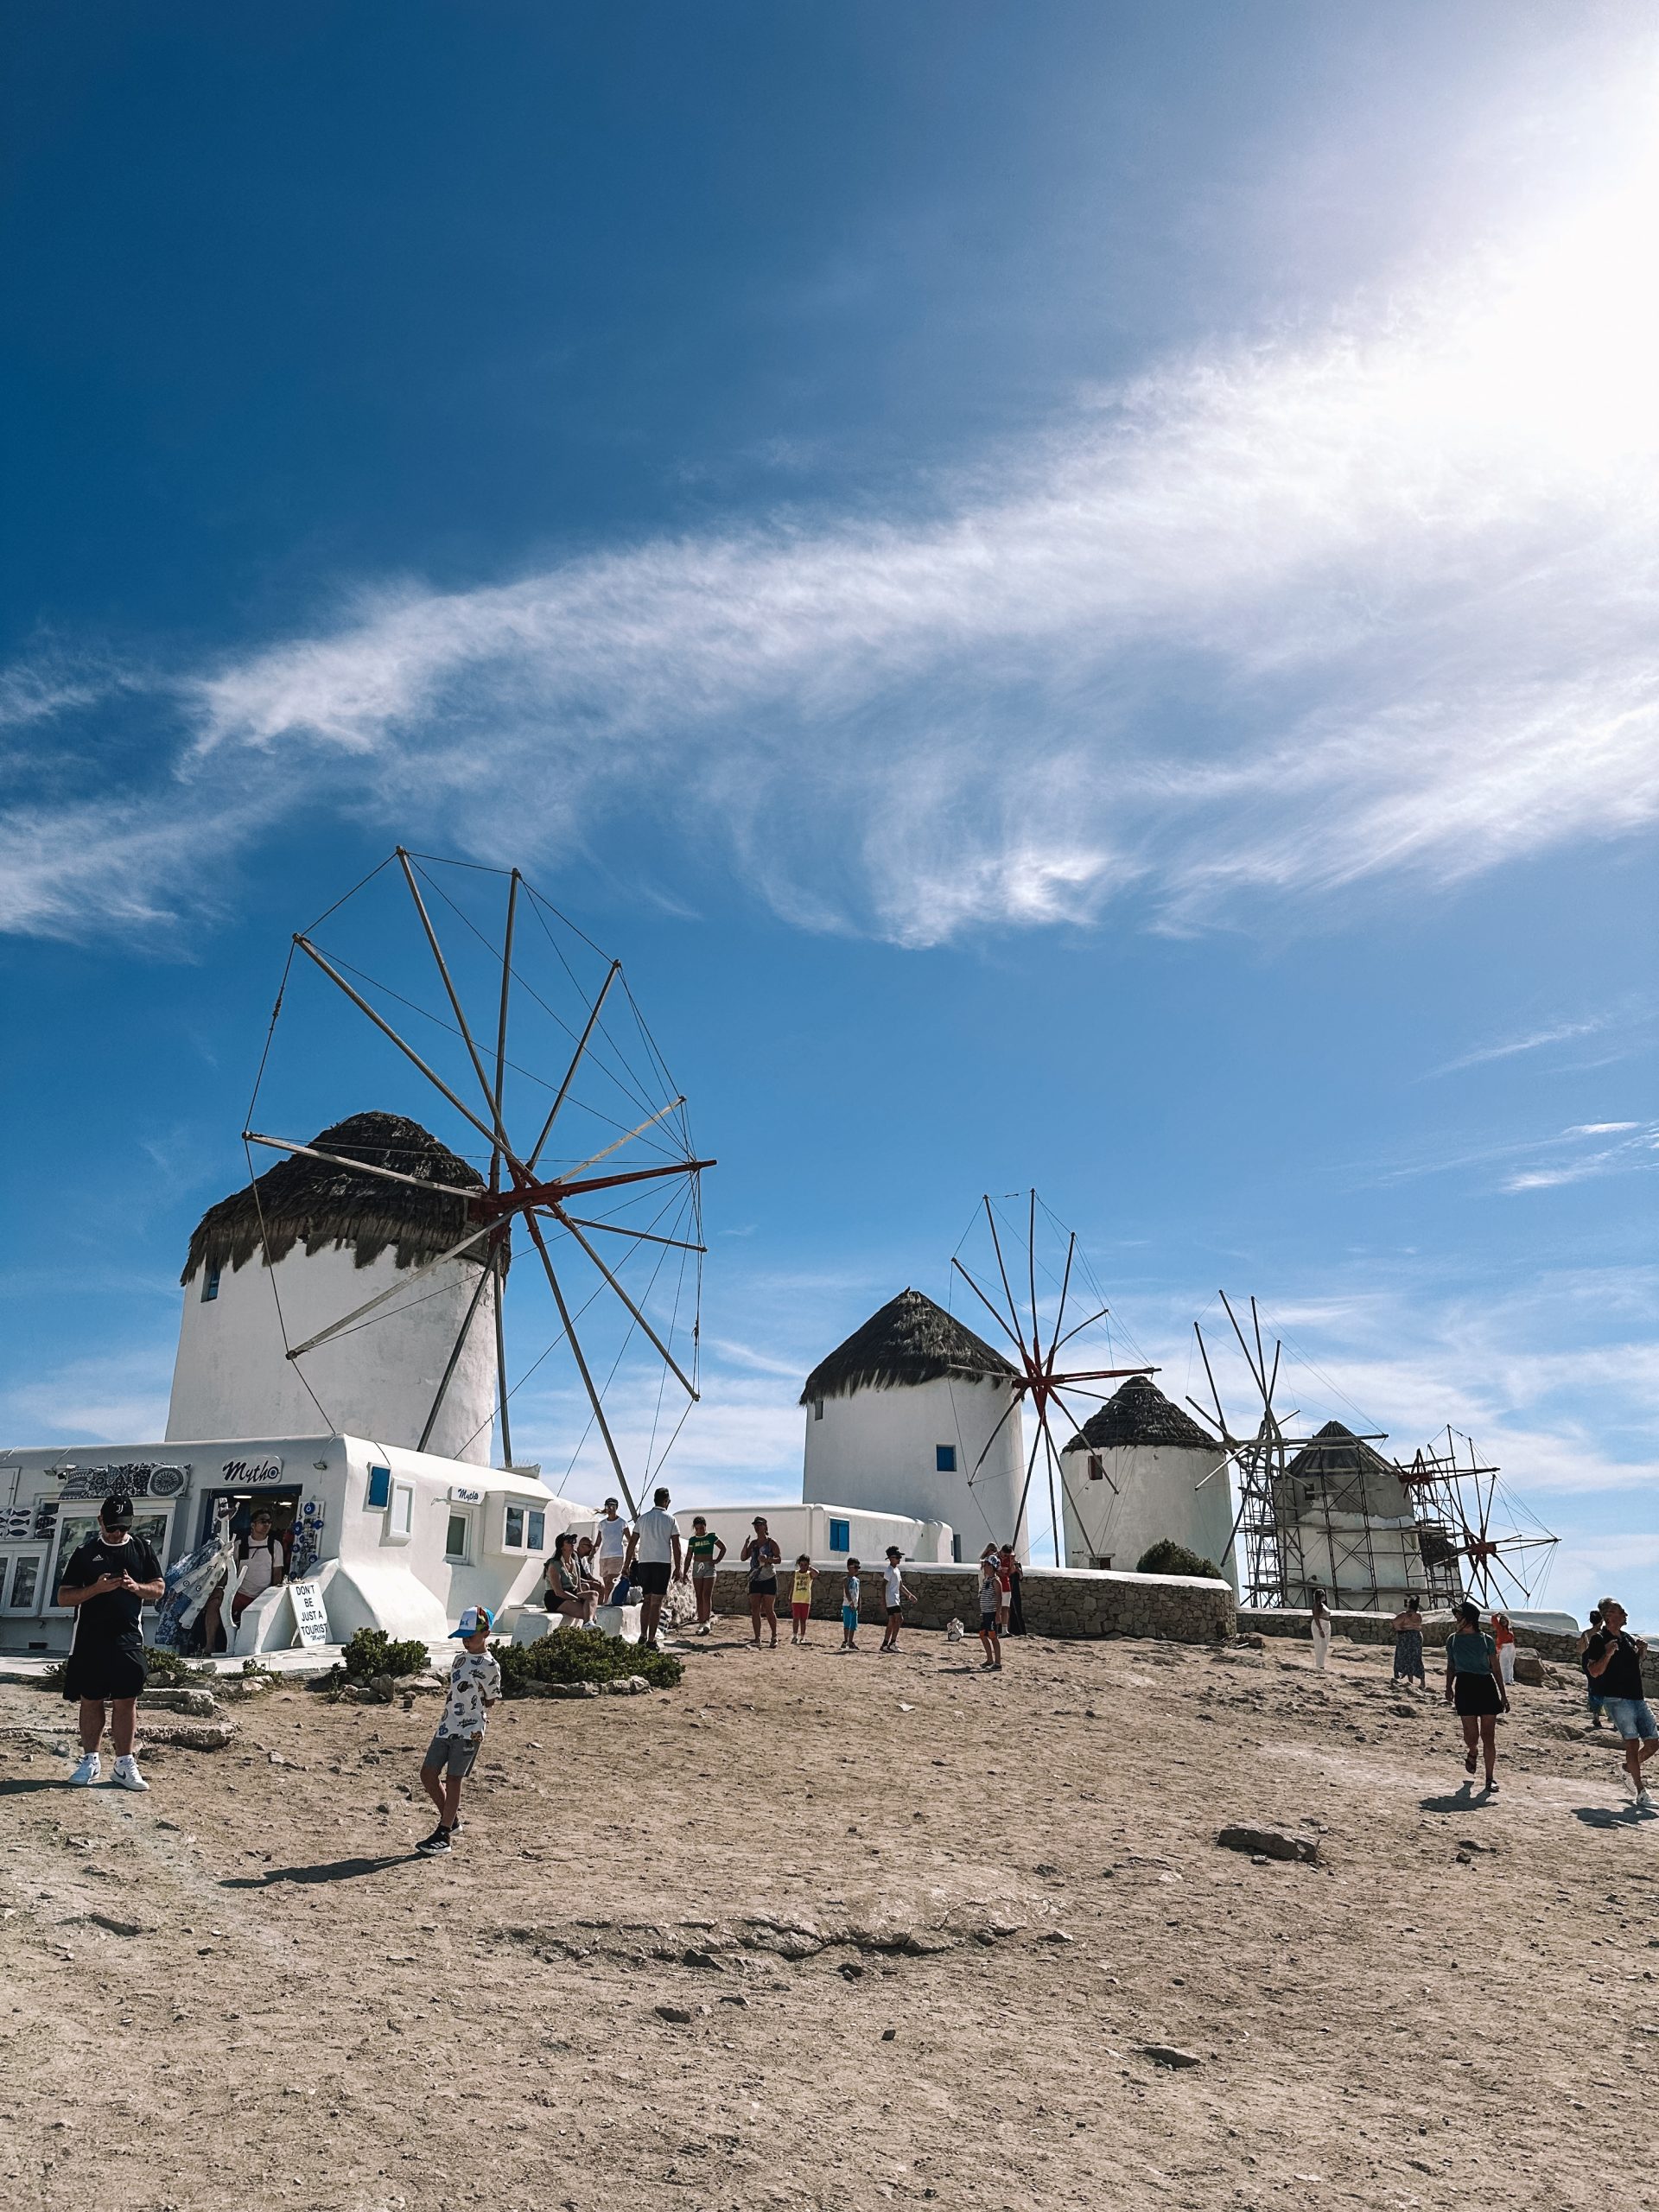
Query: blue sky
3,4,1655,1621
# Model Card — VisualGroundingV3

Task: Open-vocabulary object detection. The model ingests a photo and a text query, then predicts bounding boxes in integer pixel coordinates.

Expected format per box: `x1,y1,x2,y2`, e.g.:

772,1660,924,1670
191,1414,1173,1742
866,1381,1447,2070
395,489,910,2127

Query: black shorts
1453,1671,1503,1717
748,1580,778,1599
62,1638,147,1703
635,1561,671,1597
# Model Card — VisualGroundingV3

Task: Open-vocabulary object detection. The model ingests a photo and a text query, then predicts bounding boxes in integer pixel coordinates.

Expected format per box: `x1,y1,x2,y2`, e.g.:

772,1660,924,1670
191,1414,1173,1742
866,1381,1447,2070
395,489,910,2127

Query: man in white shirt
626,1486,683,1650
199,1505,285,1654
594,1497,629,1599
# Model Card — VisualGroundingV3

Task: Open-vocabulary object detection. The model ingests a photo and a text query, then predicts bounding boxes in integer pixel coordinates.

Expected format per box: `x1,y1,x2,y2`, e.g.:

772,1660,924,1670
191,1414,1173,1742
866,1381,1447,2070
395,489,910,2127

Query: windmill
1185,1292,1326,1608
948,1192,1155,1563
238,849,712,1513
1395,1428,1559,1609
1189,1293,1557,1611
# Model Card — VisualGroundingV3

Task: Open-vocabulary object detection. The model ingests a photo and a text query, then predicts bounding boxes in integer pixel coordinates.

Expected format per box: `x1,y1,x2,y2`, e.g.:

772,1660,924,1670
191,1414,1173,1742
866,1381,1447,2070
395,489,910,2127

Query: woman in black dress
1444,1599,1509,1792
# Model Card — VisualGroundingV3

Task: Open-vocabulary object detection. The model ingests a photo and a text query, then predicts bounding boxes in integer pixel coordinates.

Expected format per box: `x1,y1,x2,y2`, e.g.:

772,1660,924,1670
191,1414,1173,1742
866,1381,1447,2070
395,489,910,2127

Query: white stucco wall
1287,1511,1431,1608
801,1374,1028,1560
0,1432,583,1652
599,1500,958,1566
168,1243,499,1465
1058,1440,1236,1587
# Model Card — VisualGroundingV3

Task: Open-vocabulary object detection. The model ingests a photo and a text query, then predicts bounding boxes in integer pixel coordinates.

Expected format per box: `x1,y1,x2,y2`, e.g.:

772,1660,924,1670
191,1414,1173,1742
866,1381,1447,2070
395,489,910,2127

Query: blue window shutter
936,1445,957,1473
365,1465,391,1510
829,1518,850,1553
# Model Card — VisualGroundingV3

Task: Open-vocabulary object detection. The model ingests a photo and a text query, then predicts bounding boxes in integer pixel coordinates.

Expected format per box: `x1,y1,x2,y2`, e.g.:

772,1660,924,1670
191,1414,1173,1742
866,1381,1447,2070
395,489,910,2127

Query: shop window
201,1263,221,1303
828,1518,850,1554
936,1445,957,1473
365,1465,391,1510
2,1553,44,1613
445,1511,472,1563
499,1505,547,1554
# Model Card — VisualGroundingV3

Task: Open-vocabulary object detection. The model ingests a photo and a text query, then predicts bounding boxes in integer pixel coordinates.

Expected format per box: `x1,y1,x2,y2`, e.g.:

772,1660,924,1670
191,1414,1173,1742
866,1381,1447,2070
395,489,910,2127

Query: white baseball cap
449,1605,494,1639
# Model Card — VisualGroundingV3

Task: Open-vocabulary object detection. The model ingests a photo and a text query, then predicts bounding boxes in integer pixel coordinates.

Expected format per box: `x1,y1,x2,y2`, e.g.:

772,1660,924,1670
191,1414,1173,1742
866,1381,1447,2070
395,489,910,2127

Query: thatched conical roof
182,1111,495,1285
800,1287,1016,1405
1061,1373,1218,1454
1284,1419,1395,1486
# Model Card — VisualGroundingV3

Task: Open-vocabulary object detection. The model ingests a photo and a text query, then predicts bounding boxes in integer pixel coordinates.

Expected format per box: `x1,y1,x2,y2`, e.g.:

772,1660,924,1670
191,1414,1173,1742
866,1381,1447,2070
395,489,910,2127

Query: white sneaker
69,1751,100,1787
111,1754,149,1793
1637,1788,1654,1811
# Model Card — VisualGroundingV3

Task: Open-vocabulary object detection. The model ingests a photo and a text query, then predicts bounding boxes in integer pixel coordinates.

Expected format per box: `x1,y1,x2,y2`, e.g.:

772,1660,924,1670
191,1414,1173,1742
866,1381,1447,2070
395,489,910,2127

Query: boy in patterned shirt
416,1605,501,1856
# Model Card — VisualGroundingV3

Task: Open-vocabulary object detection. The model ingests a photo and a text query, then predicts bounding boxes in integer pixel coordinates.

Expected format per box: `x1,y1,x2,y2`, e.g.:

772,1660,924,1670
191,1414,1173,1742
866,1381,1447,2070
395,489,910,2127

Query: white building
0,1433,564,1656
0,1110,590,1656
168,1110,499,1465
1058,1375,1234,1581
799,1288,1029,1560
657,1500,956,1568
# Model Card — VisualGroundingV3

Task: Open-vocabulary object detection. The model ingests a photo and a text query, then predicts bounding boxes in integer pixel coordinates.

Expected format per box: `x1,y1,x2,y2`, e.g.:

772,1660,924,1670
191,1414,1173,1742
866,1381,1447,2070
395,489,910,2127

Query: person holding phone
58,1494,166,1792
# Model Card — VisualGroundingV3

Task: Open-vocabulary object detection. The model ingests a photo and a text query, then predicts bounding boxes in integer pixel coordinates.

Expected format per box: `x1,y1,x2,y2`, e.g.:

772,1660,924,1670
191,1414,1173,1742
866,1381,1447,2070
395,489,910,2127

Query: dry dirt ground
2,1625,1654,2212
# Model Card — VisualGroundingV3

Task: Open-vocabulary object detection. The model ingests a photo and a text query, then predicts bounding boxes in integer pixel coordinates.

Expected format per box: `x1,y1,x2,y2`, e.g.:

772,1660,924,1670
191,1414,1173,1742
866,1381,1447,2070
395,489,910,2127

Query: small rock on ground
1216,1824,1320,1865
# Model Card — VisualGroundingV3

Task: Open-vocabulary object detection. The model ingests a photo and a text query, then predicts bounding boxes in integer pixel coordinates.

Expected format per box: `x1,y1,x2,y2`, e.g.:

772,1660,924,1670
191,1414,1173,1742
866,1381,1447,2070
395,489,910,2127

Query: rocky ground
1,1625,1653,2212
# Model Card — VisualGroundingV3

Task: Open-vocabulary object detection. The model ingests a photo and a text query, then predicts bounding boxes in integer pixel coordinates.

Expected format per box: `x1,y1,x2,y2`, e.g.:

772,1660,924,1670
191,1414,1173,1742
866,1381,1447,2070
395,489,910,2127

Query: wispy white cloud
0,1347,174,1446
1363,1119,1659,1197
0,795,260,939
1501,1122,1659,1193
8,74,1659,946
1425,999,1658,1082
1428,1016,1615,1078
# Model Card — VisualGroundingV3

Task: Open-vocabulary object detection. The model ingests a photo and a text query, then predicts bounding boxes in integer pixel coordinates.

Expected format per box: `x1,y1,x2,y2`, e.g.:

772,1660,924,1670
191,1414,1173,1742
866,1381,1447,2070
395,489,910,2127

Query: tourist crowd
54,1488,1657,1847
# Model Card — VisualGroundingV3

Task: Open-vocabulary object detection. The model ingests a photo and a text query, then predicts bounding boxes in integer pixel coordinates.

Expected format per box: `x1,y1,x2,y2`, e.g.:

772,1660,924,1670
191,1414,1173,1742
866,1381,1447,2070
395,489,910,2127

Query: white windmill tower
168,1109,504,1465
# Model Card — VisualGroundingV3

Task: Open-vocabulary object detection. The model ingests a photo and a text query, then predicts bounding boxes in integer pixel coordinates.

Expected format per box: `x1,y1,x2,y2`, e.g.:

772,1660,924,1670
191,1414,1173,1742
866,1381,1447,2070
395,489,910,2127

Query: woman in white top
594,1498,630,1599
1309,1586,1332,1673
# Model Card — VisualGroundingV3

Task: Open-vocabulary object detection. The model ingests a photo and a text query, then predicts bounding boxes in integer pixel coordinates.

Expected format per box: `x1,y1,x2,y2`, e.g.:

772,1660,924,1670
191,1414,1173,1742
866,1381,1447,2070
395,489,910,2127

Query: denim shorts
1603,1697,1658,1743
423,1731,481,1779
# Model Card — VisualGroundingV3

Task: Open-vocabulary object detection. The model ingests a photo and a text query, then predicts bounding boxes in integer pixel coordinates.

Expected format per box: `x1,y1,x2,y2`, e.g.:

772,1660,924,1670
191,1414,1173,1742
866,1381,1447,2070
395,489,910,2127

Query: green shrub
1135,1538,1225,1582
143,1644,214,1685
35,1643,212,1693
339,1627,431,1681
492,1627,681,1698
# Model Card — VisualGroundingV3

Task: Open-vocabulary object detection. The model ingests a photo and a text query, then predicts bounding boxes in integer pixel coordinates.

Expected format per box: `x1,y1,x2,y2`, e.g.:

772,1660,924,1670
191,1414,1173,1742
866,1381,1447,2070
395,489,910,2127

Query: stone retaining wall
1237,1605,1659,1696
702,1563,1233,1643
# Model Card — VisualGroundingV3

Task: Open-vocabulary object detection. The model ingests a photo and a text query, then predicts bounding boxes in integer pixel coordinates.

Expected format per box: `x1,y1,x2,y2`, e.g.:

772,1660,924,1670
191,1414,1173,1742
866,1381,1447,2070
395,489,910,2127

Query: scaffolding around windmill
1188,1292,1556,1614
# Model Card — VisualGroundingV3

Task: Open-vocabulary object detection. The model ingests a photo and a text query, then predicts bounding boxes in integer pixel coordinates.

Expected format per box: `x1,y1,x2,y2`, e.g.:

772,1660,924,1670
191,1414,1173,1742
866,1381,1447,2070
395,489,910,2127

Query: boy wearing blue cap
416,1605,501,1856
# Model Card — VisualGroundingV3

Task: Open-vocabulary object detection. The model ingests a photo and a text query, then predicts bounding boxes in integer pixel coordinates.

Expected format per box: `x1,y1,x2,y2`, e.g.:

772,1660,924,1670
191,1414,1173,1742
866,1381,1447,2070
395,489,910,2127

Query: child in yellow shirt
790,1554,816,1645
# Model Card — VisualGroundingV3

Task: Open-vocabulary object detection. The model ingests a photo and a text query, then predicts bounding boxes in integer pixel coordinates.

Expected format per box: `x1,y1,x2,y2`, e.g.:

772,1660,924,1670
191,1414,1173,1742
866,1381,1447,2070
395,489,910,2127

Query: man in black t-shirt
57,1494,166,1792
1584,1596,1657,1812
